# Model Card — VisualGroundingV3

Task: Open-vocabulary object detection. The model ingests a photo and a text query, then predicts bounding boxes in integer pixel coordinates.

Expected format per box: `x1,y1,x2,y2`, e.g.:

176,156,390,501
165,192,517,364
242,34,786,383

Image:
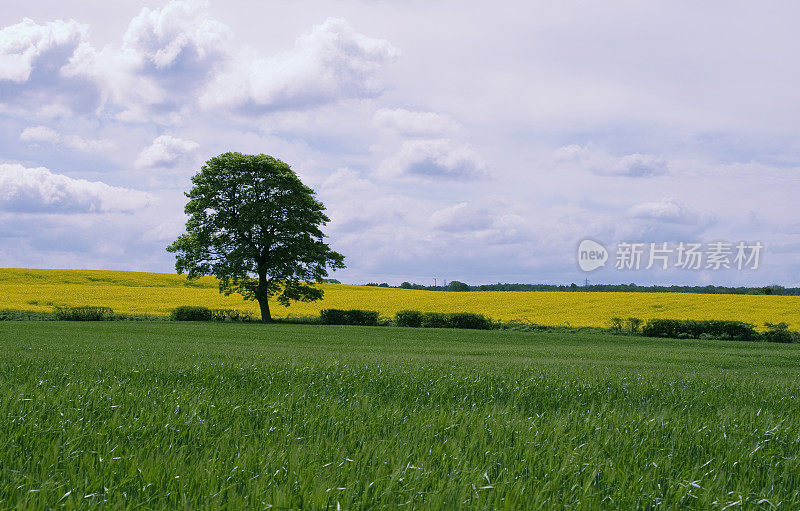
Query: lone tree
167,152,345,322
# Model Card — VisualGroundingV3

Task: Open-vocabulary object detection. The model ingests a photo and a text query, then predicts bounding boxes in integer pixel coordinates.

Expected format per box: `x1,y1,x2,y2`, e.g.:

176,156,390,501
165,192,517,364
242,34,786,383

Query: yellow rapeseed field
1,268,798,328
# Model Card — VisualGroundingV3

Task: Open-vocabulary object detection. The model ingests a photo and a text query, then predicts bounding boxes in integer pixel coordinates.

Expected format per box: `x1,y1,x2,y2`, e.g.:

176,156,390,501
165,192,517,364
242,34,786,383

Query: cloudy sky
1,1,798,286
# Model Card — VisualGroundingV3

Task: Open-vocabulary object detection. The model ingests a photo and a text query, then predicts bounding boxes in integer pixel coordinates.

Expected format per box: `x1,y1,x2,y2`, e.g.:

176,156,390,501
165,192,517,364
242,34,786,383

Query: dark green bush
421,312,450,328
319,308,347,325
417,312,491,329
320,309,379,326
54,306,114,321
447,312,491,329
345,309,379,326
171,306,213,321
642,319,758,341
762,322,800,343
396,310,423,327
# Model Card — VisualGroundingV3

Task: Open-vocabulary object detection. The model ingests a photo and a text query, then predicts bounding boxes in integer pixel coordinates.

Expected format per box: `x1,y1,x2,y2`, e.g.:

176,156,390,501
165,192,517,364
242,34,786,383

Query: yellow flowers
1,268,798,328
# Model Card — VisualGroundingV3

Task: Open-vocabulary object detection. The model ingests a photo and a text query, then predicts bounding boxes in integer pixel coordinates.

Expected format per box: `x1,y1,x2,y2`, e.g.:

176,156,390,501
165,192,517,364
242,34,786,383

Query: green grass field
2,323,800,509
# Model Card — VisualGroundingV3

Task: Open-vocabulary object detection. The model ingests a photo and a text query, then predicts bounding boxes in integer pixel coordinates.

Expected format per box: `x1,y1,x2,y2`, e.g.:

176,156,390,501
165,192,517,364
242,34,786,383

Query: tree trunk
258,297,272,323
257,270,272,322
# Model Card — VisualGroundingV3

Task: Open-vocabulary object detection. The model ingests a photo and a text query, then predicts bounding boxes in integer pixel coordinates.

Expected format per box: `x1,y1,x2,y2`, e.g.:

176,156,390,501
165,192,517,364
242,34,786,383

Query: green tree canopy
447,280,470,292
167,152,345,321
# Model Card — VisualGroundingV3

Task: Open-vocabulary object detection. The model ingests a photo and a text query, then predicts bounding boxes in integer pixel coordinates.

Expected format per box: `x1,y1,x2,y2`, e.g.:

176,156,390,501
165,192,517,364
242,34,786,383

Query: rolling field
2,322,800,508
1,268,800,327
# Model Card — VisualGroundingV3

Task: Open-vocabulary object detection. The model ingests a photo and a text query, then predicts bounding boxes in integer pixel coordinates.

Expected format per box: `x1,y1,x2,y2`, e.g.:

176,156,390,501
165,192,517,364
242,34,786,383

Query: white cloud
627,198,699,224
430,202,492,232
201,17,399,112
555,144,667,178
140,218,185,242
373,108,460,137
64,0,232,120
55,7,397,119
0,17,87,82
318,168,413,233
135,135,200,168
0,17,100,114
0,163,151,213
20,125,114,152
379,139,486,180
122,0,231,70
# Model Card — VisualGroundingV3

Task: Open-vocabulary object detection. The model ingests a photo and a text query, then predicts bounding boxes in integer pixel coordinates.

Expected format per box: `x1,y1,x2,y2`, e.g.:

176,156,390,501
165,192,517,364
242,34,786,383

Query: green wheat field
2,321,799,509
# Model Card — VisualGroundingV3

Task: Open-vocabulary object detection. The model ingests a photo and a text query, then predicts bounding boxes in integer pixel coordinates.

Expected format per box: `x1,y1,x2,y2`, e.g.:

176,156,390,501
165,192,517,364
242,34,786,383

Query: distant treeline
360,281,800,295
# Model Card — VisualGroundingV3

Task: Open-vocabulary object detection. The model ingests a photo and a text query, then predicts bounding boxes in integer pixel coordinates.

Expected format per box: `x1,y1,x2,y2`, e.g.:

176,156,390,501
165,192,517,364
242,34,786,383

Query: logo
577,239,608,272
576,239,763,272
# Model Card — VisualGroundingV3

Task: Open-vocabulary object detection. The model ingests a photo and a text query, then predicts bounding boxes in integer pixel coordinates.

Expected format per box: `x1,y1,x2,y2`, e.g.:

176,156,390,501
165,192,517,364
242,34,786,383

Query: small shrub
494,320,552,332
396,310,423,327
277,315,321,325
320,309,379,326
171,306,213,321
54,306,114,321
609,317,624,332
626,317,643,335
210,309,253,322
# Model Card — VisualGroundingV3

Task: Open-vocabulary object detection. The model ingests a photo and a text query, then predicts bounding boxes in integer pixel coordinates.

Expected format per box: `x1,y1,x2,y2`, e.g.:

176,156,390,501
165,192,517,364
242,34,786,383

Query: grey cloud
618,154,667,177
555,145,668,177
20,125,114,152
612,198,716,242
373,108,460,137
379,139,485,180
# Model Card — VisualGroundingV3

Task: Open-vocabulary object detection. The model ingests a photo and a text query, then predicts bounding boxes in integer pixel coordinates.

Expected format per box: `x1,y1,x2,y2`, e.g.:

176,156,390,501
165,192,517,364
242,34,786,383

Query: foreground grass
2,268,800,327
2,323,800,509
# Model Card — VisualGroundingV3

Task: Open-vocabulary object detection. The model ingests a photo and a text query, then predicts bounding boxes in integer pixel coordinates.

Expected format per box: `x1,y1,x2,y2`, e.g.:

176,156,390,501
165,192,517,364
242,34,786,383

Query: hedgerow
642,319,758,341
397,311,492,330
